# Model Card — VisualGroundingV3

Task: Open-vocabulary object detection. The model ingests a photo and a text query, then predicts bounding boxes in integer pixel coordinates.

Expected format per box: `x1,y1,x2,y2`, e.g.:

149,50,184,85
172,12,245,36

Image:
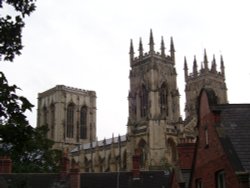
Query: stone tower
37,85,97,150
183,50,228,137
127,30,181,170
184,50,227,119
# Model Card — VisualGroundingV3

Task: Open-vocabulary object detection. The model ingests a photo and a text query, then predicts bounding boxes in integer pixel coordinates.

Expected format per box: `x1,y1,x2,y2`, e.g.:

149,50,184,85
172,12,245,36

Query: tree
0,0,62,172
0,0,36,61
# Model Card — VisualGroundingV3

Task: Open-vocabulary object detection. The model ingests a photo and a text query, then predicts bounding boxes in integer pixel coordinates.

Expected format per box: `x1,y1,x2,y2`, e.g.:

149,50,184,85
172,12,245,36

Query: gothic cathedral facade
37,30,228,172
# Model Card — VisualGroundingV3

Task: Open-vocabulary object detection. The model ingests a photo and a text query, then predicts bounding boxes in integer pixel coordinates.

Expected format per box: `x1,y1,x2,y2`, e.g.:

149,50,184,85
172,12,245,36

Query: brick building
187,89,250,188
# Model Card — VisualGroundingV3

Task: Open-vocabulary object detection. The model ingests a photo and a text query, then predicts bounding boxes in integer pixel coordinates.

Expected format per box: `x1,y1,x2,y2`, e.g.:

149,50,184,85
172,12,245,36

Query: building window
80,106,87,139
140,85,148,118
67,103,75,138
195,178,203,188
160,83,168,116
50,104,55,139
216,170,225,188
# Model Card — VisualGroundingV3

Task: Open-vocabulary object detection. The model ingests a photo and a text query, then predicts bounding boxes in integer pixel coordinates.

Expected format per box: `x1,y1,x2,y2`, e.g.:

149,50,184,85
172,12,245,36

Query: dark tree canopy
0,0,62,172
0,0,36,61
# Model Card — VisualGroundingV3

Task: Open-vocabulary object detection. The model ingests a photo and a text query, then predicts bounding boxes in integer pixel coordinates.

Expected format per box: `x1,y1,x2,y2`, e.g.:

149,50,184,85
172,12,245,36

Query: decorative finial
204,49,208,70
170,37,175,62
129,39,134,55
139,37,143,57
160,36,166,56
149,29,154,53
211,54,217,72
129,39,134,64
220,54,225,76
193,55,198,76
184,56,188,81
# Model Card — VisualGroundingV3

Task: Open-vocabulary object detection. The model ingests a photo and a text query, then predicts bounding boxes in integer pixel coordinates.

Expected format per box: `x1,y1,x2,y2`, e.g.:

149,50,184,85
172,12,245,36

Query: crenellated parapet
184,50,225,82
129,29,175,68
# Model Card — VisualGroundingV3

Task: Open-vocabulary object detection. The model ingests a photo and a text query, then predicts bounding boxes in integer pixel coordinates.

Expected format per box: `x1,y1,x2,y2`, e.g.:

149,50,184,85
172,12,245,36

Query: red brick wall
177,139,195,169
191,90,241,188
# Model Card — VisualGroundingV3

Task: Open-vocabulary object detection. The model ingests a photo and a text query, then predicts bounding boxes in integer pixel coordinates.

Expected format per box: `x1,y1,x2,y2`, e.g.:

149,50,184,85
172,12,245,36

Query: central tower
127,30,181,170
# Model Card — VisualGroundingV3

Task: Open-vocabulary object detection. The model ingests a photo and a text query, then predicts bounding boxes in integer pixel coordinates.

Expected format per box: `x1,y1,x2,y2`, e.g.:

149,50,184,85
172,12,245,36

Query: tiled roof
71,135,127,153
213,104,250,173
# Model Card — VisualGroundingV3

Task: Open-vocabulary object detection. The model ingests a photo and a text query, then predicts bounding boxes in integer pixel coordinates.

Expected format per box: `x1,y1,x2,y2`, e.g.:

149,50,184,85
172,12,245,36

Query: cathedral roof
71,135,127,153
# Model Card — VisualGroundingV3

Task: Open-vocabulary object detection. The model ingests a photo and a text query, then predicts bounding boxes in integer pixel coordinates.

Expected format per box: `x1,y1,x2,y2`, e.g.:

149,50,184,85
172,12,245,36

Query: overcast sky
1,0,250,140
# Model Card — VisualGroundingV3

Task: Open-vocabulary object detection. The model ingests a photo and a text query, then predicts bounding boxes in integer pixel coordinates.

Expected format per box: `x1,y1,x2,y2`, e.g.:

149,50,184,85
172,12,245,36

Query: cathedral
37,30,228,173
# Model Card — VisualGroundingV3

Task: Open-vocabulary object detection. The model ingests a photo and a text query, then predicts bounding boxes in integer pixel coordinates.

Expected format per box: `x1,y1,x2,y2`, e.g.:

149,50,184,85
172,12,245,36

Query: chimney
132,149,141,180
177,138,196,169
60,150,70,180
70,160,80,188
0,156,12,174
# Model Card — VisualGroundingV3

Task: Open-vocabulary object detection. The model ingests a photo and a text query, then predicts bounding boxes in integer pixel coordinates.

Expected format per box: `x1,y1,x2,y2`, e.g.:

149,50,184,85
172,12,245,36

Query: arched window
137,139,147,168
122,150,127,170
140,85,148,118
166,138,177,163
80,106,87,139
50,104,55,139
43,106,48,126
160,83,168,116
67,103,75,138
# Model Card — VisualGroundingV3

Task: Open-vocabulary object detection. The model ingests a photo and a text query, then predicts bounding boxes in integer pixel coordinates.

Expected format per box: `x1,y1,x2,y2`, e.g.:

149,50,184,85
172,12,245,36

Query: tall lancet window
160,83,168,116
140,84,148,118
80,106,87,139
67,103,75,138
50,104,55,139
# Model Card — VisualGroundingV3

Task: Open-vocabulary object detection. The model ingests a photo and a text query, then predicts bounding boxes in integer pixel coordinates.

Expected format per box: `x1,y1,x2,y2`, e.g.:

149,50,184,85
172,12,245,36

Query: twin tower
37,30,228,171
126,30,227,169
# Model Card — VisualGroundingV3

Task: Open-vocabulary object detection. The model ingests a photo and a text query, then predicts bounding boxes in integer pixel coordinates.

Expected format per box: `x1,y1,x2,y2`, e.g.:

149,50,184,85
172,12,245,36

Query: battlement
184,51,225,82
129,30,175,68
38,85,96,98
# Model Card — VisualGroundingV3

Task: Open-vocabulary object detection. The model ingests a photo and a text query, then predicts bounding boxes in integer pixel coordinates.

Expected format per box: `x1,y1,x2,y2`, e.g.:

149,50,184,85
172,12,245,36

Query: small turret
220,55,225,77
170,37,175,62
129,39,134,63
160,36,166,57
149,29,155,54
139,38,143,58
203,49,208,70
211,54,217,73
193,56,198,76
184,56,188,81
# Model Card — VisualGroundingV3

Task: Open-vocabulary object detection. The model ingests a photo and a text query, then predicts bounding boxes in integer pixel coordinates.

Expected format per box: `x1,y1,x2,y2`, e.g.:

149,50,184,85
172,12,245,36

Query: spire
160,36,165,56
129,39,134,54
220,54,225,77
170,37,175,62
200,61,204,71
149,29,154,54
184,56,188,81
129,39,134,59
193,55,198,76
139,38,143,57
211,54,217,72
203,49,208,70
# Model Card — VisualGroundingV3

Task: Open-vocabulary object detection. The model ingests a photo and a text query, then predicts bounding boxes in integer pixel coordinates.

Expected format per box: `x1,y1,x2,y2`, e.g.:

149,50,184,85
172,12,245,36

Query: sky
1,0,250,140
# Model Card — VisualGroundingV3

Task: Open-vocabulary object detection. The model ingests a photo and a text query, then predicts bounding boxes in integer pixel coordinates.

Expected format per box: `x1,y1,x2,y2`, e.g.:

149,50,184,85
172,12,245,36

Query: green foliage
0,0,36,61
0,0,62,173
0,73,62,172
